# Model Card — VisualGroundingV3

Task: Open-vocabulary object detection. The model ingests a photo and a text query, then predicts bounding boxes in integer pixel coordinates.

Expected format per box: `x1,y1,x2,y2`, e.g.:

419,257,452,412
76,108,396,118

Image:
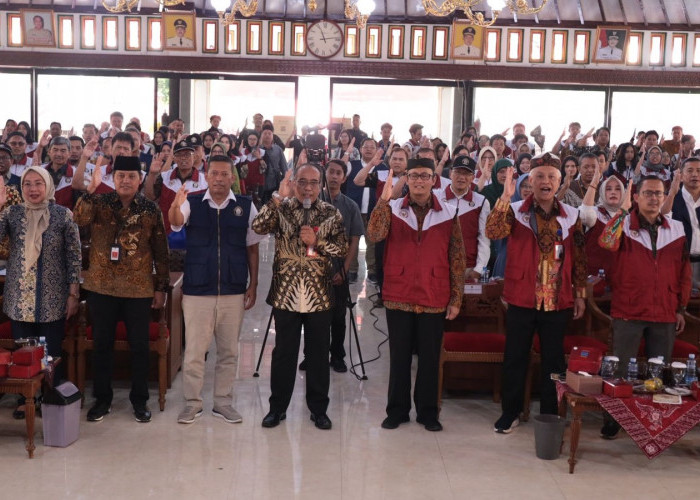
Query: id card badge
110,245,121,262
554,243,564,261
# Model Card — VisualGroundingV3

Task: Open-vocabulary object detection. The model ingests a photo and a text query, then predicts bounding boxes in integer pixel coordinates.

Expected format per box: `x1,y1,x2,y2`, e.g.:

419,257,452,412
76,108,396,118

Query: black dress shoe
12,405,26,420
416,416,443,432
381,415,410,429
330,357,347,373
262,411,286,428
133,404,152,423
87,401,111,422
310,413,332,430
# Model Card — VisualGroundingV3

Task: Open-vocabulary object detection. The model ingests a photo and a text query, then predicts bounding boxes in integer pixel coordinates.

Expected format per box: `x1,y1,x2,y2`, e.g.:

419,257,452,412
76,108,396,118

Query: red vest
382,194,456,308
609,211,690,323
441,185,484,269
46,164,75,210
159,168,207,233
502,197,580,310
584,206,617,280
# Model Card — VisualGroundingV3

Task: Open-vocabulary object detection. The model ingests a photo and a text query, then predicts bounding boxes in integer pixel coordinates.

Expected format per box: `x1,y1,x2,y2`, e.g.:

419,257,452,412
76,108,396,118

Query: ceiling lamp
101,0,138,13
211,0,259,25
345,0,376,29
422,0,548,27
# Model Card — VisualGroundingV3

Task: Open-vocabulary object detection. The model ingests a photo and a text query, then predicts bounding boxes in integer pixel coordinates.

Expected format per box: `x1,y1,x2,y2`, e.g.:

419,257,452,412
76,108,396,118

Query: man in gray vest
169,155,264,424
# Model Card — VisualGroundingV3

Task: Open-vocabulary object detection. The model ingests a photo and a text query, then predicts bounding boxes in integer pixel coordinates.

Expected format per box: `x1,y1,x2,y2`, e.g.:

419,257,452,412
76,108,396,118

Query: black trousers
374,240,385,297
385,309,444,421
87,292,152,407
12,318,66,382
270,308,332,415
330,284,348,361
502,305,571,417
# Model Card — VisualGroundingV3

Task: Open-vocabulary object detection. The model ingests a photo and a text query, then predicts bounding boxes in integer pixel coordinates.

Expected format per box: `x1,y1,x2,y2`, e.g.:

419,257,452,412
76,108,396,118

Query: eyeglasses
8,142,25,147
296,179,320,188
407,173,434,181
640,190,664,198
0,156,11,162
22,181,46,189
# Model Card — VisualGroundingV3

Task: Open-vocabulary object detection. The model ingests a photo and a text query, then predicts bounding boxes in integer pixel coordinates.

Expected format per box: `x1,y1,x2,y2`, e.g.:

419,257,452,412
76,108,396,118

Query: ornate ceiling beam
680,0,691,27
576,0,584,24
658,0,670,27
617,0,627,24
597,0,605,22
637,0,647,26
552,0,561,24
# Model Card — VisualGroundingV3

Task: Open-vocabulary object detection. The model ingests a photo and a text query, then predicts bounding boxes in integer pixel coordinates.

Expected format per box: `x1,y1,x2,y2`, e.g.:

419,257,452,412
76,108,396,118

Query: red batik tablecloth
556,381,700,459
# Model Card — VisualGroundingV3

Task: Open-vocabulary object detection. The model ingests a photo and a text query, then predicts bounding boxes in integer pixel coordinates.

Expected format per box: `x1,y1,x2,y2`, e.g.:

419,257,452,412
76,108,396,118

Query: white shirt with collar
682,186,700,255
171,189,264,247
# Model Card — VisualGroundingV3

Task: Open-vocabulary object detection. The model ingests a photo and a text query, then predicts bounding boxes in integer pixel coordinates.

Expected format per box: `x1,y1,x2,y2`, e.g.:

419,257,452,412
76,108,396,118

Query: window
247,21,262,55
147,18,162,51
203,20,218,53
291,23,306,56
671,33,687,67
268,21,284,55
573,30,589,64
126,17,141,51
649,33,666,66
551,30,567,64
345,25,360,57
225,22,241,54
366,25,381,58
626,32,642,65
7,14,22,47
102,17,118,51
80,15,96,50
0,72,31,123
432,26,448,60
694,34,700,67
506,29,523,62
410,26,427,60
388,25,404,59
57,15,74,49
529,30,545,63
484,29,501,62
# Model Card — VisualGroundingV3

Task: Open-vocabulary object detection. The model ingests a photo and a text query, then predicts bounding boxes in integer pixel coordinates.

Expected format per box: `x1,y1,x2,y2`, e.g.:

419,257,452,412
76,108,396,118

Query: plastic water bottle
626,357,638,382
686,354,698,386
480,267,490,284
39,336,49,370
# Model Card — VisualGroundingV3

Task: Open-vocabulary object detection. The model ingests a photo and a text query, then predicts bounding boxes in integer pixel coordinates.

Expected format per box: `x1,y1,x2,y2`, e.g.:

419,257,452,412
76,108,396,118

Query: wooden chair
438,282,508,412
0,297,79,384
75,301,170,411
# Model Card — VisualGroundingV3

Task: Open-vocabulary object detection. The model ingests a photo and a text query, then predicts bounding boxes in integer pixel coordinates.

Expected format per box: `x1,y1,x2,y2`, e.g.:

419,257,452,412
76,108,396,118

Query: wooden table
166,272,184,385
558,390,604,474
0,372,45,458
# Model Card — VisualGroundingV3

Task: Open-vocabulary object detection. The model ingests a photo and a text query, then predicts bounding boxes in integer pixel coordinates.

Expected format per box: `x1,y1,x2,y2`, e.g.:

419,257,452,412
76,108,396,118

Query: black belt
690,255,700,263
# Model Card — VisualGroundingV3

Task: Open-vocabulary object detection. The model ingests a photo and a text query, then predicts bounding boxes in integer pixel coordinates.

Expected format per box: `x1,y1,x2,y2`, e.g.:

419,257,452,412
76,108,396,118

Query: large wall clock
306,20,344,59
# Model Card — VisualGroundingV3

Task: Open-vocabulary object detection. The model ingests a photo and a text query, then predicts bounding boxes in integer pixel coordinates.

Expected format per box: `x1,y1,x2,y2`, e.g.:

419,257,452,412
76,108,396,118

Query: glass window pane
650,35,663,64
611,92,700,146
473,87,606,153
37,75,155,136
626,34,641,64
332,83,455,144
0,73,31,131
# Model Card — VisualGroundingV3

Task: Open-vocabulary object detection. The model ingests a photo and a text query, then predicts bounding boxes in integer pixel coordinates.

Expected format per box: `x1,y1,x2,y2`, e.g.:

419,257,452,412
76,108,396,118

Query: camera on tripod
305,133,327,164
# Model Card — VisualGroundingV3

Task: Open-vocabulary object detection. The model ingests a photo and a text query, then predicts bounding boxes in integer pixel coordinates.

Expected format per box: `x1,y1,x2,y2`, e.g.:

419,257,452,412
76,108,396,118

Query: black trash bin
533,414,565,460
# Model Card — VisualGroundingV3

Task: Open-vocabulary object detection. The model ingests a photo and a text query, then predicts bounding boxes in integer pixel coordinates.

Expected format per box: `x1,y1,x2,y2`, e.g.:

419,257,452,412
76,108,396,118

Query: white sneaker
212,405,243,423
177,406,203,424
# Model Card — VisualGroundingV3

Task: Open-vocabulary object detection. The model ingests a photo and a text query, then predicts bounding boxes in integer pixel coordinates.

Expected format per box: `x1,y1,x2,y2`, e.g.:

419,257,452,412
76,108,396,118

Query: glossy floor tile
2,236,700,499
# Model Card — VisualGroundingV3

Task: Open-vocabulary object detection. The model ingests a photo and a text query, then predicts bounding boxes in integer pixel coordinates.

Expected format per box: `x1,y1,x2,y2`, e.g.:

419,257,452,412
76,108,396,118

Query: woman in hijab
578,165,625,278
475,146,498,192
480,159,512,277
492,173,531,279
515,153,532,176
210,142,244,195
0,167,82,418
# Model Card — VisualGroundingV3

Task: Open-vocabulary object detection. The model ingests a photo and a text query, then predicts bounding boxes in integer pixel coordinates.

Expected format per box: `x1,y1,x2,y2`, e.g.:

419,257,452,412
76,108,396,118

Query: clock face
306,20,344,59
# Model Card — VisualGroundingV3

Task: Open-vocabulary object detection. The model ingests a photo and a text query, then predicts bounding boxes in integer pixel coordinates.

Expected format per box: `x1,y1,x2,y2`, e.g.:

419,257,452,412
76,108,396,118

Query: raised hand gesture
149,152,166,176
278,169,293,199
39,130,51,148
347,137,356,151
591,161,602,187
670,169,682,193
83,137,99,160
370,147,384,166
173,184,188,208
381,169,394,201
87,163,103,194
500,167,516,202
621,179,633,211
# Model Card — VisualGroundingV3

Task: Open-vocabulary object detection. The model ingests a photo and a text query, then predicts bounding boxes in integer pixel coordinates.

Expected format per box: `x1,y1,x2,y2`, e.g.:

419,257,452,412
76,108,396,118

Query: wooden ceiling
2,0,698,29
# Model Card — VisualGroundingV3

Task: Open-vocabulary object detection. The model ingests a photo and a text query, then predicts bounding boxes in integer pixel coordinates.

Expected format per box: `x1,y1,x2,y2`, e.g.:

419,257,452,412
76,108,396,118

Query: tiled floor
2,236,700,499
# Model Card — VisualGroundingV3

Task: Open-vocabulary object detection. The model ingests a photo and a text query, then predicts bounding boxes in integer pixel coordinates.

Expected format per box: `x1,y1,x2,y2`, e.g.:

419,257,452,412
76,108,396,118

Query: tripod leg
348,305,368,380
254,309,274,377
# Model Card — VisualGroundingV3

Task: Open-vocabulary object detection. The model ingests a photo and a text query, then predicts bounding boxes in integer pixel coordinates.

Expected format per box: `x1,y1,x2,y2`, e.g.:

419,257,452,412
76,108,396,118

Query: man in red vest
368,157,466,432
486,153,587,434
597,175,691,439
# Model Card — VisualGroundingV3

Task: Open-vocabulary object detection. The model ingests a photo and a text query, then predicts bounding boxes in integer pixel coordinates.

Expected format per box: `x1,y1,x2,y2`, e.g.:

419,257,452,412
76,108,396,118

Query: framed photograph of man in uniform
451,21,484,60
162,11,197,51
593,26,629,63
20,9,56,48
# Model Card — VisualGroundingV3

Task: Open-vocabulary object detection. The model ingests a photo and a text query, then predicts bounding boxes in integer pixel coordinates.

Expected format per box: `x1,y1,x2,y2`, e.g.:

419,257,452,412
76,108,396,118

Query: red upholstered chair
0,298,79,383
438,282,511,413
76,301,170,411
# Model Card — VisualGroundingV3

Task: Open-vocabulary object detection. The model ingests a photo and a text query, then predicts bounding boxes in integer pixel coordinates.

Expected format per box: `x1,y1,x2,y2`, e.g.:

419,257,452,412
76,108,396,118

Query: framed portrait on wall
20,9,56,47
162,11,197,51
593,26,629,63
451,21,484,60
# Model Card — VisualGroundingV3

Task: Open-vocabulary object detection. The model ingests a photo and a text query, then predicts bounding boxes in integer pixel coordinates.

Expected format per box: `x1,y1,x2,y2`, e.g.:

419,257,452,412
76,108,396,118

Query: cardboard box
8,361,42,379
568,346,603,374
12,346,44,366
603,379,633,398
566,370,603,395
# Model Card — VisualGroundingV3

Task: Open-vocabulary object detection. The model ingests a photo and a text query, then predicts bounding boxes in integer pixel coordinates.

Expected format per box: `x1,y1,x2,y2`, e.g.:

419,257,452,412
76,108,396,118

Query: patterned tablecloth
556,381,700,459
